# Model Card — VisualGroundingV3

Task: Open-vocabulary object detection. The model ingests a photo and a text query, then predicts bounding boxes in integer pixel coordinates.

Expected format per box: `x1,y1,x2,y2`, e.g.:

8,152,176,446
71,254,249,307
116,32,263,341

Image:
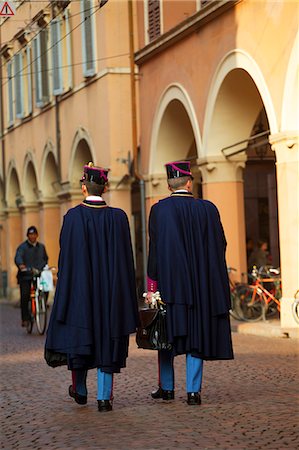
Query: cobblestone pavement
0,302,298,450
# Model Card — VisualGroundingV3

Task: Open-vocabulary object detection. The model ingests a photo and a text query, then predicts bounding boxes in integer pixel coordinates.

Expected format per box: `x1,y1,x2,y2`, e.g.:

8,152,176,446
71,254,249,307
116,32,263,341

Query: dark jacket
15,241,48,282
45,199,139,373
147,192,233,360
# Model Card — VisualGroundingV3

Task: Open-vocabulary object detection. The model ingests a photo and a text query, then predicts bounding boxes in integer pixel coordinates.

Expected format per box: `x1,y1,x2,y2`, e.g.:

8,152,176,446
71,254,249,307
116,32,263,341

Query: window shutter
148,0,161,42
7,61,14,126
81,0,96,77
26,47,32,114
33,37,42,106
14,53,24,118
51,20,63,95
65,9,73,89
40,29,50,102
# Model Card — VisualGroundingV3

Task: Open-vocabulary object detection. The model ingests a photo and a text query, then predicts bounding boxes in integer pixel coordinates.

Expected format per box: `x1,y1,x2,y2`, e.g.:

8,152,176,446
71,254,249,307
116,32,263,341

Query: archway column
105,177,133,221
270,132,299,328
4,208,22,300
198,155,247,282
144,173,169,212
38,198,62,270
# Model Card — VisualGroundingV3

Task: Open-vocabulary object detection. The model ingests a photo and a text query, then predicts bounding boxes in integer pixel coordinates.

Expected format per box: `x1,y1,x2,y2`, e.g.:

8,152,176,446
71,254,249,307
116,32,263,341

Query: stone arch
69,128,95,188
150,83,202,174
41,141,60,198
203,49,278,155
281,31,299,130
6,161,21,209
23,152,39,203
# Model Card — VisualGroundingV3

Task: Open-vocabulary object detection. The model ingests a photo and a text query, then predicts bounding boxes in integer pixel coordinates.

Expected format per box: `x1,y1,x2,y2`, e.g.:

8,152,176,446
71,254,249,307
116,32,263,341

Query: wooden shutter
51,19,63,95
14,53,24,118
148,0,161,42
7,61,14,126
26,47,32,114
33,37,42,106
40,29,50,102
82,0,96,76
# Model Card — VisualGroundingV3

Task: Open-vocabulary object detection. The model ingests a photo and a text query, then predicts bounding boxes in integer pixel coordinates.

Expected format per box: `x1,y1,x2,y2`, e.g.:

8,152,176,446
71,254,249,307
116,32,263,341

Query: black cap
27,226,38,236
165,161,193,179
80,162,109,185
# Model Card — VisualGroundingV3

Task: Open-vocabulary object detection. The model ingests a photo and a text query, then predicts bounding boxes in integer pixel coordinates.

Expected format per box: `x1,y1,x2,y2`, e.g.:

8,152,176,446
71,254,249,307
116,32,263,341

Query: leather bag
136,306,172,351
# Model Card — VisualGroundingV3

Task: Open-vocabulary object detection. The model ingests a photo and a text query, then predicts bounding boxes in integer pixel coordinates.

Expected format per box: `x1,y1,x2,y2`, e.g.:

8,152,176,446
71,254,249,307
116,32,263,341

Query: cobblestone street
0,302,298,450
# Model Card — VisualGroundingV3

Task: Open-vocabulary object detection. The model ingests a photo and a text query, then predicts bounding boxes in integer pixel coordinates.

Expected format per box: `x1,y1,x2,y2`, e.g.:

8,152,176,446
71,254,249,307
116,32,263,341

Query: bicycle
235,266,281,322
292,290,299,325
27,267,55,335
227,267,245,320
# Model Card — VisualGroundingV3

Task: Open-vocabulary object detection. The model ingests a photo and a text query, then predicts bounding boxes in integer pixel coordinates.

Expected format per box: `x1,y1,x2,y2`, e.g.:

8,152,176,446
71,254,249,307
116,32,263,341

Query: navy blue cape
45,201,139,373
148,193,233,360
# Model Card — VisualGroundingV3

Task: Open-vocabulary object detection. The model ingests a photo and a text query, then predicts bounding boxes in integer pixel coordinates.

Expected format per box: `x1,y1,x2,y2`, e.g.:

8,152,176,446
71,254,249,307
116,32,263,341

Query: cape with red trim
147,193,233,360
45,200,139,373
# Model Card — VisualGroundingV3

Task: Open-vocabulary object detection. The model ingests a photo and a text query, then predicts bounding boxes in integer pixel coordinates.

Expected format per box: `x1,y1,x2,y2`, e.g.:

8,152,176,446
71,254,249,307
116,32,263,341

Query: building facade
134,0,298,327
1,0,298,328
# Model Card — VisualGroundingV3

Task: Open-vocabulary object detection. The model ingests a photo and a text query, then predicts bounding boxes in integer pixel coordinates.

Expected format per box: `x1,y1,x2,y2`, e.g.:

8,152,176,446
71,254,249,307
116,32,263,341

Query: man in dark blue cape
146,161,233,406
45,163,139,412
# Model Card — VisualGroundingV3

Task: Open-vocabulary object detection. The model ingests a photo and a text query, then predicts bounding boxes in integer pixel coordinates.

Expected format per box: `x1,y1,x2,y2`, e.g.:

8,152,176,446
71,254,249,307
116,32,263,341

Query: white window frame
81,0,97,77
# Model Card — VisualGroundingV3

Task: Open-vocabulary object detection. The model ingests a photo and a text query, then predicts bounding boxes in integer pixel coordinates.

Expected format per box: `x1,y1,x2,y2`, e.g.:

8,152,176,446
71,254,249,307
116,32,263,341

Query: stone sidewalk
0,303,298,450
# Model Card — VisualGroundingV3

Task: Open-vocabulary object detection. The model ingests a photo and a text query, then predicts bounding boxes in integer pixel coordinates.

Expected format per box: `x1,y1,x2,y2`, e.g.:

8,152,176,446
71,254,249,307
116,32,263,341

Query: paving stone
0,303,298,450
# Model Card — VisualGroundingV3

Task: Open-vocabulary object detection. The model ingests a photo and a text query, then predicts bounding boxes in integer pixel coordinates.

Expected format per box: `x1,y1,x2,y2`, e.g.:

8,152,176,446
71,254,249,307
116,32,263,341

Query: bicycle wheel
229,291,242,320
292,300,299,325
35,291,47,335
26,300,34,334
265,299,279,318
234,285,265,322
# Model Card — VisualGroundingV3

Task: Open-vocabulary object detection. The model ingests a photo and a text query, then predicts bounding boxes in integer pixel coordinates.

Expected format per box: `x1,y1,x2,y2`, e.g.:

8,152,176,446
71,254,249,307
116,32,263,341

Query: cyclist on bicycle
14,226,48,327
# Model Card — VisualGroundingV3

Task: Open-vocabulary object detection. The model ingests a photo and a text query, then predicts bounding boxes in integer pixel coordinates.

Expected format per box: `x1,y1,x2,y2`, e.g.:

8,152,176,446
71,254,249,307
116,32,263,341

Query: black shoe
68,385,87,405
187,392,201,405
151,386,174,400
98,400,113,412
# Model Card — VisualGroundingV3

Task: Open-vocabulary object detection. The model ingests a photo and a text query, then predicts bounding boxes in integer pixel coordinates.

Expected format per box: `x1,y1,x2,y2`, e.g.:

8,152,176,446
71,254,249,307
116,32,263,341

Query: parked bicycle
27,266,55,335
235,266,281,322
227,267,246,320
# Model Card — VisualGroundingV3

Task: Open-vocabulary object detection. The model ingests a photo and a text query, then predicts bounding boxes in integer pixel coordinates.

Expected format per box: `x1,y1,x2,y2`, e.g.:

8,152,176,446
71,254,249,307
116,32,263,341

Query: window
51,19,63,95
33,29,50,107
81,0,96,77
148,0,161,42
7,61,14,126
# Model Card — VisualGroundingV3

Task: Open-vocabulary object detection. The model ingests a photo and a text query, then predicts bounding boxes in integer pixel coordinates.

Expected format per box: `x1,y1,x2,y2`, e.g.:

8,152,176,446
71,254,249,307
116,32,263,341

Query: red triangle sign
0,2,15,16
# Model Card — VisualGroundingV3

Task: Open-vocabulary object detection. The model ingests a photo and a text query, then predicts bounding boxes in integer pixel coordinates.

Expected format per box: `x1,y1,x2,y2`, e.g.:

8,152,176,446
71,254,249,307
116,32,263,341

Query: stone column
270,132,299,329
198,156,247,282
4,208,22,300
144,173,169,213
38,198,61,270
105,176,133,222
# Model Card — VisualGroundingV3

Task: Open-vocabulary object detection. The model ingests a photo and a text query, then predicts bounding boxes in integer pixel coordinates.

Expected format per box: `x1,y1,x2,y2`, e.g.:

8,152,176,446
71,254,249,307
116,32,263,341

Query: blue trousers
158,350,203,393
71,368,113,400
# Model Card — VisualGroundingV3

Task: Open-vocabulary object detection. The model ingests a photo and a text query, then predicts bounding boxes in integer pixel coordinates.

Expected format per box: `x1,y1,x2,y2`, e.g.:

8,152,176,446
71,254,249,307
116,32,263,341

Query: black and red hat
80,162,109,185
165,161,193,179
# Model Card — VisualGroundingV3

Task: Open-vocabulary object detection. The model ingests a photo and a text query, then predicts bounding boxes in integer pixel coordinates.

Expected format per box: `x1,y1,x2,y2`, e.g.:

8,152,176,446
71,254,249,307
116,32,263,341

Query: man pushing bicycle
14,226,48,328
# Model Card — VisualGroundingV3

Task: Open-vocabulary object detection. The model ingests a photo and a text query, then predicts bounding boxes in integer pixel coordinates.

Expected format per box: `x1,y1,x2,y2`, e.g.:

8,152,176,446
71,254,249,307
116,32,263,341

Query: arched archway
41,143,60,198
149,84,202,198
6,163,21,209
202,50,279,278
150,84,202,175
69,128,95,189
23,155,39,204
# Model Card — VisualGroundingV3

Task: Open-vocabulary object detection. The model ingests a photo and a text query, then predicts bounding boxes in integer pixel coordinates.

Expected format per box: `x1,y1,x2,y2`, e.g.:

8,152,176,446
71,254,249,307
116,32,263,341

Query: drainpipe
128,0,147,292
0,24,6,208
55,96,62,183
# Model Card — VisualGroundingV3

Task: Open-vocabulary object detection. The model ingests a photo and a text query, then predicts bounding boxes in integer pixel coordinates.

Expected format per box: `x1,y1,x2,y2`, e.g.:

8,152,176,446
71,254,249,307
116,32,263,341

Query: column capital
107,176,134,192
143,173,168,199
269,132,299,163
196,155,246,184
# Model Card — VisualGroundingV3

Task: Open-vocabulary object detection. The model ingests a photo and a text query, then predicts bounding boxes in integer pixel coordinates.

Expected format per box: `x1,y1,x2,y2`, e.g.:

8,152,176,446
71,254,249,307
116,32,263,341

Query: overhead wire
1,2,104,88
